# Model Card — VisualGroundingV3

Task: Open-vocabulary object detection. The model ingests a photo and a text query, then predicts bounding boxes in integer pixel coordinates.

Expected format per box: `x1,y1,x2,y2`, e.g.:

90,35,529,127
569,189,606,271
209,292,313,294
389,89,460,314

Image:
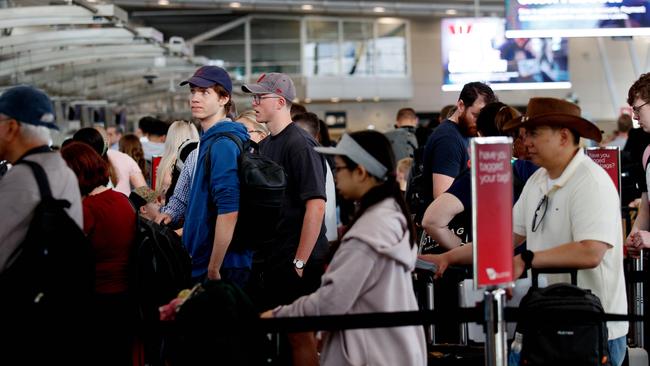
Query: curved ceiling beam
34,57,198,84
0,44,164,77
0,4,128,28
0,27,164,56
48,67,196,95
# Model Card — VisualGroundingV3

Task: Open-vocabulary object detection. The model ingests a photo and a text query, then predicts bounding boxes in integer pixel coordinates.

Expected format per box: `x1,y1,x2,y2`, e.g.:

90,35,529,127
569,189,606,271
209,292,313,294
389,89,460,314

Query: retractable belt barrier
256,307,644,334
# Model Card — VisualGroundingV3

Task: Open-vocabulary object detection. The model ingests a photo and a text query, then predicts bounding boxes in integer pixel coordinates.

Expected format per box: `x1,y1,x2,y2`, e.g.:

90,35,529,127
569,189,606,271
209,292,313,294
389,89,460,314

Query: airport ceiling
1,0,505,106
17,0,506,41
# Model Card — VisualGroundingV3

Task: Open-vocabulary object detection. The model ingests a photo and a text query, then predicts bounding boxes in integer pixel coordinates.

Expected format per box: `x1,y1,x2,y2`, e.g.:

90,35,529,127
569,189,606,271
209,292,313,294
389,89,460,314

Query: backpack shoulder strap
204,132,247,172
214,132,244,153
16,160,54,201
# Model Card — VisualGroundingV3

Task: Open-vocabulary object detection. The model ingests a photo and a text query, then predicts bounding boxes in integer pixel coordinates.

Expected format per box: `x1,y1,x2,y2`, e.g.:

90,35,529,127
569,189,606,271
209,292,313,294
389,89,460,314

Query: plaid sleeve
160,149,197,224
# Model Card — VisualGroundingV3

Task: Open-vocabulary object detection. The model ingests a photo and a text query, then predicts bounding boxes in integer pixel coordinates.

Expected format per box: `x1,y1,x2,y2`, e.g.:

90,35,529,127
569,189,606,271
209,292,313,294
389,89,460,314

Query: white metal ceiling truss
0,2,202,106
0,27,165,56
32,56,202,84
115,0,503,17
0,44,166,77
0,5,128,28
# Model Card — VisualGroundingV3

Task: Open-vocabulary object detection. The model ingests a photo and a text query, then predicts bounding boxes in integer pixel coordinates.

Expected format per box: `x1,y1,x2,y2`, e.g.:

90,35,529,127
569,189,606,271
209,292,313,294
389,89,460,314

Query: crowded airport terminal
3,0,650,365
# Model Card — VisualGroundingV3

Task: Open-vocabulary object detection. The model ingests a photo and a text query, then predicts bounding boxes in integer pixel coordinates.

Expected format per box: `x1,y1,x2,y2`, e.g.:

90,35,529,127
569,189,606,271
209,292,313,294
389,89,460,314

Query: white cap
314,134,388,180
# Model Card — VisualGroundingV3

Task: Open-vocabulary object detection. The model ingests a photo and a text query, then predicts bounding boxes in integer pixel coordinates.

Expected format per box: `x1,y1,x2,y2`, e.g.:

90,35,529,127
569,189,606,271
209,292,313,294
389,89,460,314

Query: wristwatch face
293,259,305,269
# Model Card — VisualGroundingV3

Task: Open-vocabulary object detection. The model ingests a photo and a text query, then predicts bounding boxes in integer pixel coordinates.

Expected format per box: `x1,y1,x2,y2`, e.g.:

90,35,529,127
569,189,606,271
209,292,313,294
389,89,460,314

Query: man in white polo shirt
421,97,628,366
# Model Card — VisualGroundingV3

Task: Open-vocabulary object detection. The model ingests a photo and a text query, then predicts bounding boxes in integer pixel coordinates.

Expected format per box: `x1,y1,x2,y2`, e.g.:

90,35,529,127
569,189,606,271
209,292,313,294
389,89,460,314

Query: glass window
250,19,301,76
207,25,245,42
195,44,246,79
305,20,340,76
342,21,374,76
375,22,407,75
251,18,300,40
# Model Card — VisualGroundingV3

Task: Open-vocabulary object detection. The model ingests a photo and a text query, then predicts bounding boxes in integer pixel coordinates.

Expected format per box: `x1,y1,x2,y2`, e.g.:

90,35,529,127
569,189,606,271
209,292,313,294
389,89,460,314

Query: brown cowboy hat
502,97,602,142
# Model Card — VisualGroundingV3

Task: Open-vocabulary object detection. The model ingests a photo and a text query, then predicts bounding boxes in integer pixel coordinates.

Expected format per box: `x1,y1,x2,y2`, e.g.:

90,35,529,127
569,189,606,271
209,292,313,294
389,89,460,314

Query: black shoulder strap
16,160,53,200
204,132,246,180
215,132,244,153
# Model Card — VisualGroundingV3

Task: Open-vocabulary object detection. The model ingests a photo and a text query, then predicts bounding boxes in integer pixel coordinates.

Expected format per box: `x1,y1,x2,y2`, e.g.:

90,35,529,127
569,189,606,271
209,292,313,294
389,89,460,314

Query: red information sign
471,137,514,289
585,147,620,195
151,155,162,190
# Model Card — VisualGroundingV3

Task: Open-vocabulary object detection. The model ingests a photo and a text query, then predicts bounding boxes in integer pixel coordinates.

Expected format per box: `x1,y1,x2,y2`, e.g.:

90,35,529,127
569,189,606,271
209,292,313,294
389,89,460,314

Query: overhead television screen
506,0,650,38
442,17,570,91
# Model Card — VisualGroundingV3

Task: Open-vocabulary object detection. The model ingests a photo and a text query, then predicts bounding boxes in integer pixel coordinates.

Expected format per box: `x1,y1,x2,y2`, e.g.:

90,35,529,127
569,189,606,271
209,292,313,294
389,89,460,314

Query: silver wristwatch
293,259,305,270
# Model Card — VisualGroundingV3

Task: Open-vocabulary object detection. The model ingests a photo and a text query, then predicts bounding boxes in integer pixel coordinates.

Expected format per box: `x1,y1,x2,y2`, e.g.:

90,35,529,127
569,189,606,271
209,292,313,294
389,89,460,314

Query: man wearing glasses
421,97,628,366
626,73,650,256
243,73,328,366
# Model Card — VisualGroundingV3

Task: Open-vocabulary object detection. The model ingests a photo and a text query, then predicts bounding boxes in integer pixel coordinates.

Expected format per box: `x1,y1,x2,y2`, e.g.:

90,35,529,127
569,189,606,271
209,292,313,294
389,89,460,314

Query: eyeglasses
531,194,548,232
632,101,650,115
252,95,281,104
333,165,349,173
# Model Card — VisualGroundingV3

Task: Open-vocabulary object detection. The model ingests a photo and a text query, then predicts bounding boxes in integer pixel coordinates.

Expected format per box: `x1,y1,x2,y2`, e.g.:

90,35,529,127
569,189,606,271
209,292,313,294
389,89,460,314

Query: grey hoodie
274,198,426,366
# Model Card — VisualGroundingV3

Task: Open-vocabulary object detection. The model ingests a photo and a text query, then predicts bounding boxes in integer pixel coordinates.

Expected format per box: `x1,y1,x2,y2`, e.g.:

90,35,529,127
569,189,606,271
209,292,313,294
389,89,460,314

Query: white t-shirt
142,140,165,161
324,160,338,242
513,149,628,340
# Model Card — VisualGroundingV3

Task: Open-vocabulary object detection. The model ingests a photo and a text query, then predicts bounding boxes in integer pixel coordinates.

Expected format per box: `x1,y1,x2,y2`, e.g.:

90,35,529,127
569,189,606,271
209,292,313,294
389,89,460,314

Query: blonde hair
397,157,413,175
236,110,269,138
155,120,199,194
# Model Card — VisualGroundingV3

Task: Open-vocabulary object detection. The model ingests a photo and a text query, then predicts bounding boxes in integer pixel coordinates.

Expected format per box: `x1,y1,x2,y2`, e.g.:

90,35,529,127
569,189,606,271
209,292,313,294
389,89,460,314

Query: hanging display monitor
506,0,650,38
442,17,570,91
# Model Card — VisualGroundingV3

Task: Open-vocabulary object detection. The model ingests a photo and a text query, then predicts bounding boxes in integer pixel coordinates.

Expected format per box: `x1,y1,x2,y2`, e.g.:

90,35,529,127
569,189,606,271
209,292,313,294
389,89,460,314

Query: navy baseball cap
180,66,232,94
0,85,57,130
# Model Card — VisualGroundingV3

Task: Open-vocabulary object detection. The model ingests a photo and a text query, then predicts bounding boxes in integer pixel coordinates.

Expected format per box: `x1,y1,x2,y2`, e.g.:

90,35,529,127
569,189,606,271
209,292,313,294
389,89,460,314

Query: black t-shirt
445,159,539,242
623,128,650,196
259,123,328,267
421,119,470,214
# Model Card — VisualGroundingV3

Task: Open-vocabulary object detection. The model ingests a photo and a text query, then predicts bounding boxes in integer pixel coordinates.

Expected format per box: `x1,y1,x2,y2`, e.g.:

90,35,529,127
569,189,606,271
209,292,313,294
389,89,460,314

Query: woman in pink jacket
262,130,426,366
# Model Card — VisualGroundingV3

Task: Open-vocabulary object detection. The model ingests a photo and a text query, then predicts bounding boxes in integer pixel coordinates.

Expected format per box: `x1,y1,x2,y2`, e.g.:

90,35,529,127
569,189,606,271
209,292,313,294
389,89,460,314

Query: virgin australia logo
486,268,510,280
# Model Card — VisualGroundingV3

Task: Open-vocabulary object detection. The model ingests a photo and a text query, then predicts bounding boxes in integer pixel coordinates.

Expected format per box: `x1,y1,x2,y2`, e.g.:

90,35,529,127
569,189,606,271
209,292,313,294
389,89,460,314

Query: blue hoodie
183,120,252,278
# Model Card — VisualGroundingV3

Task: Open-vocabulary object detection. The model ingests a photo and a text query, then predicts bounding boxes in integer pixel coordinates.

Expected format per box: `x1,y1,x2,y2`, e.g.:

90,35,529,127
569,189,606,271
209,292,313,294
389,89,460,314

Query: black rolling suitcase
514,269,611,366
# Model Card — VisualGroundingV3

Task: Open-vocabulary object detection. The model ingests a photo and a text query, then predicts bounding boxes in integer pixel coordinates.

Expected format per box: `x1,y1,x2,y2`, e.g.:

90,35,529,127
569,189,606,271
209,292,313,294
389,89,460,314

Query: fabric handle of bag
531,268,577,288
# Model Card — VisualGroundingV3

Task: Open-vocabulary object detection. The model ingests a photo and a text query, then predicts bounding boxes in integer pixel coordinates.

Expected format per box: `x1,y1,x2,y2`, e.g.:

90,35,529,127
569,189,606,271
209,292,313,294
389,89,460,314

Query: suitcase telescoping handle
531,268,577,288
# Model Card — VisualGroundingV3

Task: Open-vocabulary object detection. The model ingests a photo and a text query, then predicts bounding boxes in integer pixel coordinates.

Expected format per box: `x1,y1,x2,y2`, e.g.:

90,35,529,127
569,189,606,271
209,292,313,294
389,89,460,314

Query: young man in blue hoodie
181,66,251,287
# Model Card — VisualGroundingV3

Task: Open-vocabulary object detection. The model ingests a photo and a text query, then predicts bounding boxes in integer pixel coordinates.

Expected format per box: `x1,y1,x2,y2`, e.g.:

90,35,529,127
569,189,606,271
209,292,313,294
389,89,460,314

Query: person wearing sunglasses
420,97,628,366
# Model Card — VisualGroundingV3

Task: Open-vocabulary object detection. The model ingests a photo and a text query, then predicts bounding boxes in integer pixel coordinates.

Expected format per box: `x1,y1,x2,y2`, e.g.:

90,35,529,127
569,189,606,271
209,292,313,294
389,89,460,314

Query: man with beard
417,82,496,222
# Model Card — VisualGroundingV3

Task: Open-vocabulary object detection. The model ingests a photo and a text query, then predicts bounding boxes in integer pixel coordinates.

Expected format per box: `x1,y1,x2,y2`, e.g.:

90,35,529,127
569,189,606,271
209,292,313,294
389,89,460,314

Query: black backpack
172,280,268,365
205,132,287,251
129,217,192,324
0,159,94,363
516,270,611,366
166,140,198,203
405,145,427,224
